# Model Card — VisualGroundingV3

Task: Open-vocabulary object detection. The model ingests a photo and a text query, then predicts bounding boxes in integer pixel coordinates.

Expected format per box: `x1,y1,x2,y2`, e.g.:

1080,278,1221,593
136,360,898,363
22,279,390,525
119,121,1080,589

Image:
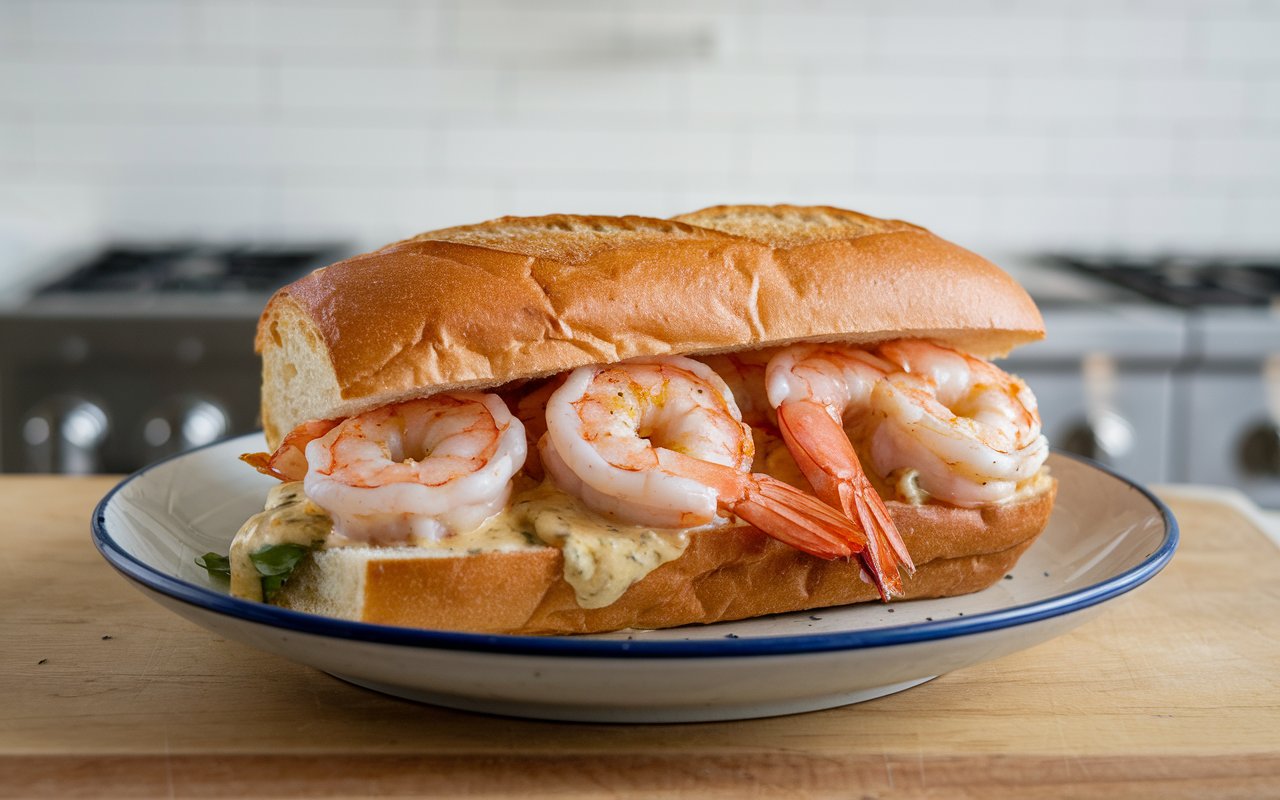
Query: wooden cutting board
1,476,1278,798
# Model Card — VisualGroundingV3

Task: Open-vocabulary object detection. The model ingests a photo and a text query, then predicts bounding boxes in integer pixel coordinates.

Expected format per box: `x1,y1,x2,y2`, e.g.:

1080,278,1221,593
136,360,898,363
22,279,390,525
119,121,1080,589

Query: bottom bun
276,479,1057,635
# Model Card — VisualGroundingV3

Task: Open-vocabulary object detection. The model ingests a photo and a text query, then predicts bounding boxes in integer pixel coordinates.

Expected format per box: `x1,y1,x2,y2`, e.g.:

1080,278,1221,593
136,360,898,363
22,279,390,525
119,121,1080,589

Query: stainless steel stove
1020,255,1280,507
0,242,346,474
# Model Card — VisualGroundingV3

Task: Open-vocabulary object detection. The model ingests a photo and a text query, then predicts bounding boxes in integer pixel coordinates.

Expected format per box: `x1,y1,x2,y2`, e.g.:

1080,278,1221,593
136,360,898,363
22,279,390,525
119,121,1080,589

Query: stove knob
22,395,110,474
141,396,230,458
1060,410,1135,466
1238,422,1280,477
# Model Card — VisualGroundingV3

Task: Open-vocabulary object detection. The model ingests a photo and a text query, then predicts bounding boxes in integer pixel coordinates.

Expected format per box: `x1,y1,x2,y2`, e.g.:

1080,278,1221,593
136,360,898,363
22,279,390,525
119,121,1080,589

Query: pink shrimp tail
657,450,870,561
241,417,341,482
776,400,916,601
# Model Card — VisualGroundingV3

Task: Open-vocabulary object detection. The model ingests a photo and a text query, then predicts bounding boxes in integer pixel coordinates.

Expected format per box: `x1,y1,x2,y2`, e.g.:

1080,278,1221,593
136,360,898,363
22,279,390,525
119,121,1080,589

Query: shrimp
869,340,1049,508
540,355,873,562
508,375,566,480
766,345,915,600
301,393,526,544
241,417,341,482
697,351,778,431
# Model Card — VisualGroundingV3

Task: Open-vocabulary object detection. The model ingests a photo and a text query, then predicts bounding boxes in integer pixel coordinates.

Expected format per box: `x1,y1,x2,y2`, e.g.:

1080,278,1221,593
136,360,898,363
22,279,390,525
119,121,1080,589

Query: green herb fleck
249,543,312,576
196,552,231,579
250,543,318,601
260,573,288,601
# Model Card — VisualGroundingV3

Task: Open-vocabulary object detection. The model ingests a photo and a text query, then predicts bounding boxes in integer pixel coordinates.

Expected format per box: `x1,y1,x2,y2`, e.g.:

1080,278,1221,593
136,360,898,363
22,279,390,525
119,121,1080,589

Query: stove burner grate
38,243,347,295
1050,255,1280,308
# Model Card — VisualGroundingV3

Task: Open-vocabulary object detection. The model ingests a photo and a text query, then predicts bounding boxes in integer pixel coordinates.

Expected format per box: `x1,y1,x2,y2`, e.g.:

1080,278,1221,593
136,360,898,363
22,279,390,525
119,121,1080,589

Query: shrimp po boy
222,204,1056,634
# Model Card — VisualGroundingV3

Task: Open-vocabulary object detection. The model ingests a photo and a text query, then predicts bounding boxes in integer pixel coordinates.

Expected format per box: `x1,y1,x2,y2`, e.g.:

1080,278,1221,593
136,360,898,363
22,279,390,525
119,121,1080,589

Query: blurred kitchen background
1,0,1278,506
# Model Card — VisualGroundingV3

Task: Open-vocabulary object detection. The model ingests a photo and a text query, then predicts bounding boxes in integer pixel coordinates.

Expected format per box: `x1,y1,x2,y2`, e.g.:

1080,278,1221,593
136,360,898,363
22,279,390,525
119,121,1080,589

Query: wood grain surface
1,476,1278,798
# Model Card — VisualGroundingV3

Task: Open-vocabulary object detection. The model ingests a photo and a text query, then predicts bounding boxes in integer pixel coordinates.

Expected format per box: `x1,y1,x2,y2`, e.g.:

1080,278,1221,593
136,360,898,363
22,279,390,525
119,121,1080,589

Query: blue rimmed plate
93,435,1176,722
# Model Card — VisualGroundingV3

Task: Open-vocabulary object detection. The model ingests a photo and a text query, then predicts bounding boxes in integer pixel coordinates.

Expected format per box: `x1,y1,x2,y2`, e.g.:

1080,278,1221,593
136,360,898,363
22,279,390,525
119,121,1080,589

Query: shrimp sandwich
218,204,1057,635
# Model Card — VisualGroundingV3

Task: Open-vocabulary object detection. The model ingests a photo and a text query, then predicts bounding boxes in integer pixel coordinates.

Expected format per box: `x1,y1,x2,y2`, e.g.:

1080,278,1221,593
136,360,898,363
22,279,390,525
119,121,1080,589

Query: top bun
256,204,1044,447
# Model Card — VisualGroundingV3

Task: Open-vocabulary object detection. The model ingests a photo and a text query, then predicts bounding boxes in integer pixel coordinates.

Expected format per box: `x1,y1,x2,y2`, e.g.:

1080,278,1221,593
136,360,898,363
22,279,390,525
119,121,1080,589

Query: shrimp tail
241,418,342,482
776,400,915,601
657,450,869,561
736,473,870,560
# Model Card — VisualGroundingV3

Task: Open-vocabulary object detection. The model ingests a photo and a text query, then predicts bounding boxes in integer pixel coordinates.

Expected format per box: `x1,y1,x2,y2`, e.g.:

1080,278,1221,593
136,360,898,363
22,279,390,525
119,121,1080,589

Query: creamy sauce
230,482,332,601
888,468,931,505
1010,468,1054,502
231,478,692,609
755,429,808,489
400,505,540,553
512,481,690,609
888,466,1051,506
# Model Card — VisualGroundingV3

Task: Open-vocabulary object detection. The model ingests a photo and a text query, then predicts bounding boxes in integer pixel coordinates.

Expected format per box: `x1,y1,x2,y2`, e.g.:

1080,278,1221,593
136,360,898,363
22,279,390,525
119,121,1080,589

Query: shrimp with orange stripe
245,393,527,544
539,355,875,563
764,340,1050,599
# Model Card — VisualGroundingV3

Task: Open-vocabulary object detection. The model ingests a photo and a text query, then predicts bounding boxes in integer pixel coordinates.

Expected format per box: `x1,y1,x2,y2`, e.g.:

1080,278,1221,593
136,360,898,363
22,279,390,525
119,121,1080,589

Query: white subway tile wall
0,0,1278,263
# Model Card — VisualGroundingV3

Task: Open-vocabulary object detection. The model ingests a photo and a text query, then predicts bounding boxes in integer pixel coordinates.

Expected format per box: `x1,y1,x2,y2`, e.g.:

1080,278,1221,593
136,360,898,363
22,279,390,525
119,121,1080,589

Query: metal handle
1061,410,1135,465
1060,353,1135,465
22,395,110,474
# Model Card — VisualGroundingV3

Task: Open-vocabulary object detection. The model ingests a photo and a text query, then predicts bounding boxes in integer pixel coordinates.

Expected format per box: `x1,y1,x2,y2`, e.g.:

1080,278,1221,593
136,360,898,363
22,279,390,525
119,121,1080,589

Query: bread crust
255,204,1055,635
276,479,1056,635
256,206,1044,447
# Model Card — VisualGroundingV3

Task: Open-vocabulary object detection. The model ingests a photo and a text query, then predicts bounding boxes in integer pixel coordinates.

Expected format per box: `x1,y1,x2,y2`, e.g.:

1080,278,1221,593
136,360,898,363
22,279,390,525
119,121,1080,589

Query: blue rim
92,438,1178,659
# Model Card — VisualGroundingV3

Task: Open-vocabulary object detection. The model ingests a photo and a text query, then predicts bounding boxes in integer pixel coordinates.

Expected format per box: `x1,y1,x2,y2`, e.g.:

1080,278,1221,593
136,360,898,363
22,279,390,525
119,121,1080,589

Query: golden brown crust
256,205,1045,447
277,479,1056,635
670,203,925,248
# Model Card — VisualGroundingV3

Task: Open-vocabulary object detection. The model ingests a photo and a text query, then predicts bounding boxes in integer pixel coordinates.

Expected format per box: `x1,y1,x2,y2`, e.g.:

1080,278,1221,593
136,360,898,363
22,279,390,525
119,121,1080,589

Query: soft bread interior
259,298,346,446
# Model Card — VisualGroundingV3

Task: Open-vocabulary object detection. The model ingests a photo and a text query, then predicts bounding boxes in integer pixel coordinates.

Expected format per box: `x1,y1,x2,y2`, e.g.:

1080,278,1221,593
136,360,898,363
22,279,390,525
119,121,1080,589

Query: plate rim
91,436,1178,660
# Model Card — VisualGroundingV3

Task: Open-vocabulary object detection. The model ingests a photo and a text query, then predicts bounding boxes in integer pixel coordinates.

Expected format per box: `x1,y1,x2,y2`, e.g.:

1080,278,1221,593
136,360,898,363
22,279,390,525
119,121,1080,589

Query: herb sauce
229,482,332,601
230,479,694,609
512,481,691,609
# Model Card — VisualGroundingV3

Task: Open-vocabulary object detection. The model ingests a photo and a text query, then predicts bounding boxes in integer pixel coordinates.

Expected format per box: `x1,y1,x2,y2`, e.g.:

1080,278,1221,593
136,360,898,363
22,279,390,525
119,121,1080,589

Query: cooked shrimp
698,351,777,431
508,375,566,480
540,355,873,561
241,417,340,482
869,340,1049,508
301,393,526,544
766,345,915,600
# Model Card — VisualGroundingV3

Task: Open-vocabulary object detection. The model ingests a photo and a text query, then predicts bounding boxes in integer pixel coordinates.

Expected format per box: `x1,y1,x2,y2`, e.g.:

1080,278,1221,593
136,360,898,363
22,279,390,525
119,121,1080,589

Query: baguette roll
257,206,1042,448
244,204,1055,634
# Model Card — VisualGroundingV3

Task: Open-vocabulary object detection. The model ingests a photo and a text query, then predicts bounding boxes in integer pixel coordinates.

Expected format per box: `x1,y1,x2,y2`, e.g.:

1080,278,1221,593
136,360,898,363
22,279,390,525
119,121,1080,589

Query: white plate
93,435,1176,723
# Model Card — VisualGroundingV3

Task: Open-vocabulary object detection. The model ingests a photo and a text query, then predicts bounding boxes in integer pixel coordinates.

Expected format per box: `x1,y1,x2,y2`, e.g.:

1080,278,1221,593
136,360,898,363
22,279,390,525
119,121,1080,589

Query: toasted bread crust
256,205,1044,447
276,479,1056,635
